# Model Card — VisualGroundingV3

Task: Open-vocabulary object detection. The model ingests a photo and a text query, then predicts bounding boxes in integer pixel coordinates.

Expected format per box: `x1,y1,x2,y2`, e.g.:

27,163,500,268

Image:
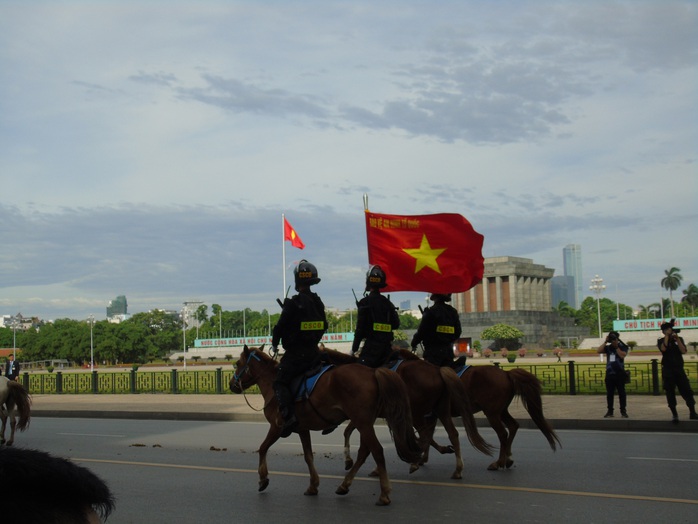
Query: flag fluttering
284,217,305,249
365,211,484,293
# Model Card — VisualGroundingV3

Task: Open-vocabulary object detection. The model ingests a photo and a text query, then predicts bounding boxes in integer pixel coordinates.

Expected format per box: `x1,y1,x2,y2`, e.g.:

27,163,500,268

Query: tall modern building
563,244,583,308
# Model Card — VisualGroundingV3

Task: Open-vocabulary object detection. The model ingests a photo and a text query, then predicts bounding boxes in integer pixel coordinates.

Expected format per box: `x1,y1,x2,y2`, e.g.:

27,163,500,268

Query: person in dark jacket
657,320,697,423
271,260,327,438
4,354,20,381
597,331,629,418
351,265,400,368
411,293,462,367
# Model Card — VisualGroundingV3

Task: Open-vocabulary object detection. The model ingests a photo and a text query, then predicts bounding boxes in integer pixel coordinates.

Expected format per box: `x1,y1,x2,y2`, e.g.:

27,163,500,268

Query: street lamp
12,316,17,360
590,275,606,339
182,307,187,370
88,314,95,372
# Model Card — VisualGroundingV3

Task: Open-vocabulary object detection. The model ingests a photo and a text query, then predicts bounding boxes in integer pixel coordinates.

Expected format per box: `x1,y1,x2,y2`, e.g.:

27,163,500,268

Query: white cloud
1,1,696,320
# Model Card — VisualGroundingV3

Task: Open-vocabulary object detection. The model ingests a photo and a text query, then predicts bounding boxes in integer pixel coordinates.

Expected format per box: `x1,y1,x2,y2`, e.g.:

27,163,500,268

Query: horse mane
320,347,357,365
394,349,420,361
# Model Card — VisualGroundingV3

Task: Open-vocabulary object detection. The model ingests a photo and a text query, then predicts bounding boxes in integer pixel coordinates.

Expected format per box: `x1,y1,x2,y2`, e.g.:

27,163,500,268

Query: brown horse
409,354,561,471
229,345,422,506
324,349,494,479
0,376,32,446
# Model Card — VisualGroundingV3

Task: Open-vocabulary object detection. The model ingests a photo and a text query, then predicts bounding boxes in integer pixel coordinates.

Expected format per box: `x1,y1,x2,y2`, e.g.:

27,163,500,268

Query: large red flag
284,217,305,249
365,211,484,293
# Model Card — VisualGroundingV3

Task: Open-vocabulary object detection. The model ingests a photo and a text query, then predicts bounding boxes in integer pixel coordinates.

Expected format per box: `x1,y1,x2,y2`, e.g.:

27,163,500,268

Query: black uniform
411,301,462,367
271,290,327,425
352,290,400,367
657,334,696,416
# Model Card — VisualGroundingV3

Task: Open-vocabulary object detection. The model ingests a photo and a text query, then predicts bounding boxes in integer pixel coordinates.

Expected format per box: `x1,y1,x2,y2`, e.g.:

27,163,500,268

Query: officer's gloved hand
411,345,417,353
271,346,279,356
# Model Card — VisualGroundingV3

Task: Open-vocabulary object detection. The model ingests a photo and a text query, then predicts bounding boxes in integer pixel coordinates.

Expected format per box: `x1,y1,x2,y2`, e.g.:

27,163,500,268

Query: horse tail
439,367,494,456
507,368,561,450
374,368,422,464
7,381,32,431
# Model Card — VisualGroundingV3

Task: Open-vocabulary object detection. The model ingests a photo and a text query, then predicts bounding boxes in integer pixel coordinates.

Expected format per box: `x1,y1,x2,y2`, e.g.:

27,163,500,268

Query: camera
670,318,681,334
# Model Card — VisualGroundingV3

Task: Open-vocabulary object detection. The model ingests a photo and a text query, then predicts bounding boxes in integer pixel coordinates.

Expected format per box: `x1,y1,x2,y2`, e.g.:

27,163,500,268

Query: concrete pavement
29,391,698,433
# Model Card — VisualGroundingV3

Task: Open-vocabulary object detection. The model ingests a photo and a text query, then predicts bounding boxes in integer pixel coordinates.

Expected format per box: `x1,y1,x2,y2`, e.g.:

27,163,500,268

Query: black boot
670,406,679,424
689,405,698,420
274,384,298,438
604,409,613,418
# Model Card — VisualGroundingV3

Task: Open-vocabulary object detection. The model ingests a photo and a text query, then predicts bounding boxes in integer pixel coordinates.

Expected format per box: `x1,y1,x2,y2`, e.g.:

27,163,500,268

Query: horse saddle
291,364,334,402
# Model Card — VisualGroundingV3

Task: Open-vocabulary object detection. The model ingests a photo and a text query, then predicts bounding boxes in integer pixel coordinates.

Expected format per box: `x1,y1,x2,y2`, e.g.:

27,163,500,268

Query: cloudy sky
1,1,696,322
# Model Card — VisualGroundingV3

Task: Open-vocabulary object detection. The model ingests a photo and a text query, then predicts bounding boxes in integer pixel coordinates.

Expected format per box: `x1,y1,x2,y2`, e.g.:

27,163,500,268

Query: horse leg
343,422,356,471
336,438,369,495
439,414,463,479
256,427,281,492
0,412,6,445
501,409,519,469
337,432,392,506
484,412,509,471
298,430,320,495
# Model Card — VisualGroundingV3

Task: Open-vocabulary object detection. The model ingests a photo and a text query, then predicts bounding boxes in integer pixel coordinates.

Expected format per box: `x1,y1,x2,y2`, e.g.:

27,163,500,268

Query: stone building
453,256,589,349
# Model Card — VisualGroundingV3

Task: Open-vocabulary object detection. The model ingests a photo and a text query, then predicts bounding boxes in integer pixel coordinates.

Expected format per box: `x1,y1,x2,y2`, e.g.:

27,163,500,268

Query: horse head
230,345,273,393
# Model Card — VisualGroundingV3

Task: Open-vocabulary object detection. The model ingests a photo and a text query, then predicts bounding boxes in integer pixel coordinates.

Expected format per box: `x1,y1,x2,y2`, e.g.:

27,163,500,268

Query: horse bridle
232,351,266,412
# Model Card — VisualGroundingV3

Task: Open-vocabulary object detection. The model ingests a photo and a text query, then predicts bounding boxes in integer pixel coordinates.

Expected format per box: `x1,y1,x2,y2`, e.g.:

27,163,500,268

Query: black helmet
294,259,320,290
430,293,452,302
366,265,387,290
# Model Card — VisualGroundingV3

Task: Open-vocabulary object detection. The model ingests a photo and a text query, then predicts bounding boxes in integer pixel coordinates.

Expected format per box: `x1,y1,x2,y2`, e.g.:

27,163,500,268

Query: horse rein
233,351,267,412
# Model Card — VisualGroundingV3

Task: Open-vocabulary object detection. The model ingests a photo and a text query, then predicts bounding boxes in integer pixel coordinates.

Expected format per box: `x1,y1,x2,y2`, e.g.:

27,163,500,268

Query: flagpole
282,213,287,299
363,193,369,211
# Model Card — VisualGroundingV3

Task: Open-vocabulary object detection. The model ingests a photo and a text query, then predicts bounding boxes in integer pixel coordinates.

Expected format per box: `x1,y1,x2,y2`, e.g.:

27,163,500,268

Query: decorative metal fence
20,360,696,396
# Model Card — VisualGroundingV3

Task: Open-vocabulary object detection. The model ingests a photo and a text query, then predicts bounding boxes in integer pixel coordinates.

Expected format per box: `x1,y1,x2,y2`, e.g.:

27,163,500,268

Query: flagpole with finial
363,193,369,211
282,213,287,300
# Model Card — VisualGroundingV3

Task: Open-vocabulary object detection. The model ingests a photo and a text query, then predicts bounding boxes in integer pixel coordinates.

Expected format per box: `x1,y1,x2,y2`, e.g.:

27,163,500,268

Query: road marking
628,456,698,463
58,432,126,437
73,457,698,505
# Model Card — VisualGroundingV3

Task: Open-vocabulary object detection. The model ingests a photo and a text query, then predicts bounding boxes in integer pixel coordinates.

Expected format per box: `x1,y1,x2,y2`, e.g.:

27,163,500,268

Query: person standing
657,320,697,423
597,331,629,418
4,354,20,381
411,293,462,367
271,260,327,438
351,265,400,367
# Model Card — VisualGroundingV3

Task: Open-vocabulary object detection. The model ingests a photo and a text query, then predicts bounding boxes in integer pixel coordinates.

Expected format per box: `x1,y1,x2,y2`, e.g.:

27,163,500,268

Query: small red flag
365,211,484,293
284,217,305,249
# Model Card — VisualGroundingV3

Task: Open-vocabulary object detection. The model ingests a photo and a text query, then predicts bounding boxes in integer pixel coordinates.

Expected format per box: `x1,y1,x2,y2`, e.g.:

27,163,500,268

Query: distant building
563,244,583,308
551,275,576,308
107,295,128,322
453,256,589,348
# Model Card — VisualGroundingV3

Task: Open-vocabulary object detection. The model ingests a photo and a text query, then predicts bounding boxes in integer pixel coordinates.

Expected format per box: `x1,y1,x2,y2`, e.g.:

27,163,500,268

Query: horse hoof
442,445,455,455
258,479,269,492
335,485,349,496
368,468,379,478
344,460,353,471
506,460,514,469
409,464,419,474
451,472,462,480
375,497,391,506
487,463,499,471
304,488,318,496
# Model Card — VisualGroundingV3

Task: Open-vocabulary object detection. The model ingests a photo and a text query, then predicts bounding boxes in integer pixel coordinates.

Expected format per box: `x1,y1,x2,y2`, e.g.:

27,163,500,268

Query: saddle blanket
292,364,334,401
455,364,471,377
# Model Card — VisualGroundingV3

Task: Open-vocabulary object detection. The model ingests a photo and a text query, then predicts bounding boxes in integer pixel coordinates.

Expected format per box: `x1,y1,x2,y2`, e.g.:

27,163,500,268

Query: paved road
15,417,698,524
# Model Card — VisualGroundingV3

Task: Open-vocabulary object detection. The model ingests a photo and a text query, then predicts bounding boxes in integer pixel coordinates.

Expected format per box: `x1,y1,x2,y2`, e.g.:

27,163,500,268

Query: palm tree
682,283,698,313
661,267,683,318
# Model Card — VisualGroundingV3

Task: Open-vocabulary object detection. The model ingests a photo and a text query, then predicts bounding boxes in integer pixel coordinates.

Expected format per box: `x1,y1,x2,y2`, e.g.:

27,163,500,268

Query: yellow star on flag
403,234,446,274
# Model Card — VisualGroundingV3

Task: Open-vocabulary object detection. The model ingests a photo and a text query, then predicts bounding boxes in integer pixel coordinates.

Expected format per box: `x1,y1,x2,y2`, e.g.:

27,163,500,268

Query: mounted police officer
411,293,462,367
351,265,400,367
271,259,327,438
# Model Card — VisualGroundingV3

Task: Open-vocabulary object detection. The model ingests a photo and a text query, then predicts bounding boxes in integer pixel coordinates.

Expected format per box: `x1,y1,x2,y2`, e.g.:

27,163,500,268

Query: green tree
480,324,525,351
681,283,698,311
661,267,682,318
